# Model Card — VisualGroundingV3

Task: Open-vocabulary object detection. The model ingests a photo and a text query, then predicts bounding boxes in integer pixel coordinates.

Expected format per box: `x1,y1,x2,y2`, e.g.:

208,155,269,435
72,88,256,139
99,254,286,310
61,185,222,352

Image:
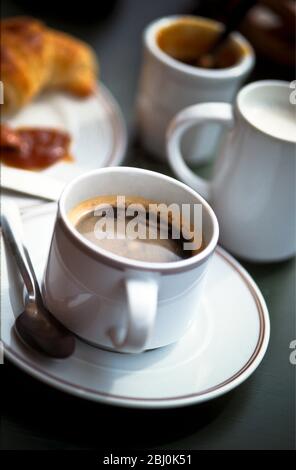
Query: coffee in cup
43,167,219,353
136,15,254,162
68,195,203,263
156,17,247,69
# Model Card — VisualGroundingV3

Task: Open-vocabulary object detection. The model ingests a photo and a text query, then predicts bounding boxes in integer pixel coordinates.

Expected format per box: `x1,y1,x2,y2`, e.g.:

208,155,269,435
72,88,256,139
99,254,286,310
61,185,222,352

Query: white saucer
1,206,270,409
2,84,127,207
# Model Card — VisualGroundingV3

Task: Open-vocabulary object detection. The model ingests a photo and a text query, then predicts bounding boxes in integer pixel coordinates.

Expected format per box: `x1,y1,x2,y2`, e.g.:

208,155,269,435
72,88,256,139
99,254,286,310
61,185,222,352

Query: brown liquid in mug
156,18,248,69
68,195,204,263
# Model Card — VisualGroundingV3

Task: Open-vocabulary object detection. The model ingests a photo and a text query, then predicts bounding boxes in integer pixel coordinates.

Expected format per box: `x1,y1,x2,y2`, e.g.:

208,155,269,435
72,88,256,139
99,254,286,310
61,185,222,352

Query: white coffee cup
167,80,296,262
42,168,219,353
136,15,254,163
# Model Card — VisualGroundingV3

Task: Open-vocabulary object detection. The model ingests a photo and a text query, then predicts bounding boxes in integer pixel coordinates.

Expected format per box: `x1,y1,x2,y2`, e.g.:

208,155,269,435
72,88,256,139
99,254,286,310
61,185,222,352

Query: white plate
2,84,127,206
1,206,270,409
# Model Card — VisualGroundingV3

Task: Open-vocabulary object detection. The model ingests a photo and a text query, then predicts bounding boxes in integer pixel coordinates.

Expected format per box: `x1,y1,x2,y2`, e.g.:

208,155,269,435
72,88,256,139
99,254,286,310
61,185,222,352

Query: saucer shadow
3,359,232,449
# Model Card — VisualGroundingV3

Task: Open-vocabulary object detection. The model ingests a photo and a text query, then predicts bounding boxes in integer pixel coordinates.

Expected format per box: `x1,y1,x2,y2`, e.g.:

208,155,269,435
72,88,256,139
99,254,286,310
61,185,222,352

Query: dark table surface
1,0,295,450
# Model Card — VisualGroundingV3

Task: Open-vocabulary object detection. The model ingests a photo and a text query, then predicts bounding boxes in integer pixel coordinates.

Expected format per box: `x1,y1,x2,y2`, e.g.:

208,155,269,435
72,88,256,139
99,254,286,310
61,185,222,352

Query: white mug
136,15,254,163
167,80,296,262
42,168,219,353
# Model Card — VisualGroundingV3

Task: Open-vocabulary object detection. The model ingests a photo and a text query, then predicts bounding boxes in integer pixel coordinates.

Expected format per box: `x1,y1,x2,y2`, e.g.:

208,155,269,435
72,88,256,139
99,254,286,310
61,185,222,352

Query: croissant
1,17,98,115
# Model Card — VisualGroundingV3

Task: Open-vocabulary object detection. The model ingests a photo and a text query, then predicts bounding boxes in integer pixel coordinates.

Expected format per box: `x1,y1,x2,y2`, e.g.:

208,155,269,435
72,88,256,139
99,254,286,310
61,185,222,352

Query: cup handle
166,103,234,200
108,276,158,353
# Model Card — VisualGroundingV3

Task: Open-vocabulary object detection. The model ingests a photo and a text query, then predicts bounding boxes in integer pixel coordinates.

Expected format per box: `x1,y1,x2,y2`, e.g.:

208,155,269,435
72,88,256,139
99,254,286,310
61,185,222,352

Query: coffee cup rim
236,80,296,144
144,15,255,80
58,167,219,273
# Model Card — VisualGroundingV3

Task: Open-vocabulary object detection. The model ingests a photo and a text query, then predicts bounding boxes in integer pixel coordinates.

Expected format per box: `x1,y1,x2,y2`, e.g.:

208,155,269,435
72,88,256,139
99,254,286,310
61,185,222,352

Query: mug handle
166,103,234,200
108,275,158,353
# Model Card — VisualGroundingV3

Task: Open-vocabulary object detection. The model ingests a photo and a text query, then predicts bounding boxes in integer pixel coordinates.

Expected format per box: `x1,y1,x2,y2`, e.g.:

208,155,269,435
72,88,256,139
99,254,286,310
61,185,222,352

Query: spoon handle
1,202,40,300
211,0,257,53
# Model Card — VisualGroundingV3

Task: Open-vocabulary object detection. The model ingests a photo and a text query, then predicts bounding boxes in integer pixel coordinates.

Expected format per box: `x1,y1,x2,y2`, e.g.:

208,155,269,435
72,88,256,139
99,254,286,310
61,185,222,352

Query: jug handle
166,103,234,201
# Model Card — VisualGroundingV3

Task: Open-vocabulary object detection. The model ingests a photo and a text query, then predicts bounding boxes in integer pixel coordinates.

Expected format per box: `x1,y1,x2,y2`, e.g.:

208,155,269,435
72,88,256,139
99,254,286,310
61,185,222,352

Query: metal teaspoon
1,202,75,358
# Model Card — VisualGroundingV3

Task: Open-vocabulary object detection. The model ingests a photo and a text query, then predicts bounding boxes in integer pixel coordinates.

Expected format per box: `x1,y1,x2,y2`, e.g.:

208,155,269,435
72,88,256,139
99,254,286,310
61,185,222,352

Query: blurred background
1,0,295,136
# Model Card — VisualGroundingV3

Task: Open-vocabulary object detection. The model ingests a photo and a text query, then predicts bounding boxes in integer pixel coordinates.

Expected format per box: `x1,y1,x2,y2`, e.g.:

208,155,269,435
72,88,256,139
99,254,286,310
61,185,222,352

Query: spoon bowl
15,300,75,359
